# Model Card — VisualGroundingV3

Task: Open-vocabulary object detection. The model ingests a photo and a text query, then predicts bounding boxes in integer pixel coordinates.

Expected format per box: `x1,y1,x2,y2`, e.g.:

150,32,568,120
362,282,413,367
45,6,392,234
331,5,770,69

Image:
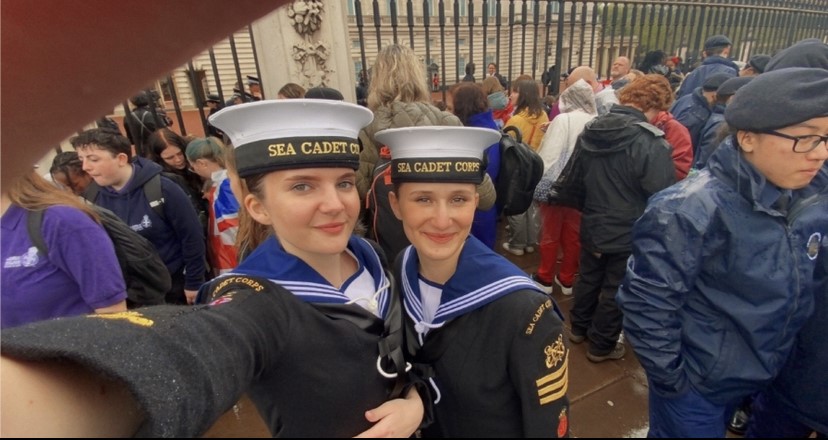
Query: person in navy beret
677,34,738,99
744,42,828,438
618,67,828,437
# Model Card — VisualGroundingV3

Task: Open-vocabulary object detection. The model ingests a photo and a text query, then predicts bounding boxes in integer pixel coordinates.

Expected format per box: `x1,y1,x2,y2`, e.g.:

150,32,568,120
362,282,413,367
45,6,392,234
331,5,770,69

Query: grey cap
766,38,828,71
747,55,771,74
702,73,733,91
716,77,753,98
704,35,732,51
725,68,828,131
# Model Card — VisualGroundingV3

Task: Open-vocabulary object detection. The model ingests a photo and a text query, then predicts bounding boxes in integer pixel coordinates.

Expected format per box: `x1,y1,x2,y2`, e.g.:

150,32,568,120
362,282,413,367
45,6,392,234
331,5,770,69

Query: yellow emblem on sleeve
90,311,154,327
544,335,566,369
525,299,554,335
536,349,569,405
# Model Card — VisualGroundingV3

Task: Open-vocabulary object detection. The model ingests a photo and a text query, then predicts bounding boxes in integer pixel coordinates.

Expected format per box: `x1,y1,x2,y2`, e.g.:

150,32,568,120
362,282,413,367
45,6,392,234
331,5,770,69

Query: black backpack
496,125,544,216
27,207,171,308
365,145,410,259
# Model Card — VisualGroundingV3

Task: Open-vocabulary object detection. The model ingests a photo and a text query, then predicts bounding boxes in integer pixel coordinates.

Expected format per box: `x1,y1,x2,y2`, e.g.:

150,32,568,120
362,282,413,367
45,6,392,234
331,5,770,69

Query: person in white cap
358,44,496,260
378,126,570,437
0,100,426,437
246,75,262,100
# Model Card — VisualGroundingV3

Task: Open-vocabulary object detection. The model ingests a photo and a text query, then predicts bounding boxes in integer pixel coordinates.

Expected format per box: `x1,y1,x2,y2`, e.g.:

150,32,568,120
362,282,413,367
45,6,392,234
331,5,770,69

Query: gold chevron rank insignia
536,350,569,405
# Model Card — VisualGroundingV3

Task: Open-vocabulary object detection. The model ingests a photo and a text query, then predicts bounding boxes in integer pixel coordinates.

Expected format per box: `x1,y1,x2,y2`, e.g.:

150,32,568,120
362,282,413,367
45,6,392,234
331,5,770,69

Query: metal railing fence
102,1,827,143
350,0,827,101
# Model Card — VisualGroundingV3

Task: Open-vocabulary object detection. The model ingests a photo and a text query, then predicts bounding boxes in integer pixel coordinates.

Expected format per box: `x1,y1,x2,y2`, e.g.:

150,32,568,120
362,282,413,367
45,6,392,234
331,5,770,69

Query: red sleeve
663,119,694,180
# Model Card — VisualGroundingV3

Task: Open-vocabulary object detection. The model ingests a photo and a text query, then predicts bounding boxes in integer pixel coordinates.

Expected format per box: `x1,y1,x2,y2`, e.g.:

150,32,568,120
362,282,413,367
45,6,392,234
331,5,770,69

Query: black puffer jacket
576,105,675,253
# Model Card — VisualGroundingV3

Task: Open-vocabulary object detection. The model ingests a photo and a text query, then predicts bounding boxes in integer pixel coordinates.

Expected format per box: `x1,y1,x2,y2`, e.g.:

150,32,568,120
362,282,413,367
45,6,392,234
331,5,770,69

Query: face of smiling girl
245,167,360,262
390,181,478,265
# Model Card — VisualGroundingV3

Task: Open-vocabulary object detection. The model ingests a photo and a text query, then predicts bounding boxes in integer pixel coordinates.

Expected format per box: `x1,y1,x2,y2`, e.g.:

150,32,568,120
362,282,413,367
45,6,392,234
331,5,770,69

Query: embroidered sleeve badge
89,311,154,327
209,293,236,307
536,349,569,405
557,407,569,437
807,232,822,261
544,335,566,369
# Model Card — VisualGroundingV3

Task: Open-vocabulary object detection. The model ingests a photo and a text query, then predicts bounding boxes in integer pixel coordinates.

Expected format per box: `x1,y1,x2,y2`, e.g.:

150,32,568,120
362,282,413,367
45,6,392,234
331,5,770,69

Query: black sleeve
1,282,292,437
510,294,570,438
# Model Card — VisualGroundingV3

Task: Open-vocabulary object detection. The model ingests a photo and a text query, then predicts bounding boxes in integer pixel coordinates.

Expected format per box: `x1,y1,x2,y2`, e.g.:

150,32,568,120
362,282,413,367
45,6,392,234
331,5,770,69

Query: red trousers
536,204,581,286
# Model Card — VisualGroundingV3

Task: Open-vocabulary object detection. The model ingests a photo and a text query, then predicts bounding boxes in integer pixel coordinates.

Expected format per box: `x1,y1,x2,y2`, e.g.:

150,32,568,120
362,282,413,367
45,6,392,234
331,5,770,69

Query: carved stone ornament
287,0,332,87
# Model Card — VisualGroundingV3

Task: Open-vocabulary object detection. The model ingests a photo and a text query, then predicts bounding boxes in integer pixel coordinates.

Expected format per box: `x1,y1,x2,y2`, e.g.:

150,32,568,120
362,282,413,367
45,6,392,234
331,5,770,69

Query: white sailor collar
223,235,392,318
400,236,542,331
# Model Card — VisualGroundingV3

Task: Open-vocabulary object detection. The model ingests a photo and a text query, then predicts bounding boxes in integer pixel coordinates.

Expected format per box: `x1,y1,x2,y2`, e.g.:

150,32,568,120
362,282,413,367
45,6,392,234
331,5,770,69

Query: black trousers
569,249,630,355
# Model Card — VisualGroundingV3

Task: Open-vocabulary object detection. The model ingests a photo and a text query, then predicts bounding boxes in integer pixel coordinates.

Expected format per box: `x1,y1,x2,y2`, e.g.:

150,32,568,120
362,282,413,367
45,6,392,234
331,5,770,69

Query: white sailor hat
208,99,373,178
375,126,500,185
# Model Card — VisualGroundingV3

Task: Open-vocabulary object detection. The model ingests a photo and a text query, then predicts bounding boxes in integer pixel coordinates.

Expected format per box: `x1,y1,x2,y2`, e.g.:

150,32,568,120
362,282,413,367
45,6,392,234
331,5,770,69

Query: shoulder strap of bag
143,174,166,221
26,209,48,256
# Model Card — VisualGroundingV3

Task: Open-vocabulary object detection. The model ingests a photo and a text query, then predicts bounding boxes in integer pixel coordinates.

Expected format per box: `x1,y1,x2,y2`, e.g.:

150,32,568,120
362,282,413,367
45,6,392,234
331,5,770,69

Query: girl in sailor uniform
379,126,571,438
0,100,425,438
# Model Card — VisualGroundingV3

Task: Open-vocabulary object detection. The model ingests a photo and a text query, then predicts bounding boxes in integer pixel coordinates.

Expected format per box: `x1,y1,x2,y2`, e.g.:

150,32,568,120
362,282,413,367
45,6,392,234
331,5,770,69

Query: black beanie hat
725,68,828,131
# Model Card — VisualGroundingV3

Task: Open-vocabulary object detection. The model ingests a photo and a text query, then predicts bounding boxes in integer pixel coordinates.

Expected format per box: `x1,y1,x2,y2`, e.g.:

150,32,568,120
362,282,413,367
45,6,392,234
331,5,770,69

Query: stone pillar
250,1,356,102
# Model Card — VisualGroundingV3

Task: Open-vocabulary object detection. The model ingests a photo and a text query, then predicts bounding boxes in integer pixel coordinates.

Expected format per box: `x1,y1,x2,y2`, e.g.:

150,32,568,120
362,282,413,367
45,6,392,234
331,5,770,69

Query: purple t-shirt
1,204,126,329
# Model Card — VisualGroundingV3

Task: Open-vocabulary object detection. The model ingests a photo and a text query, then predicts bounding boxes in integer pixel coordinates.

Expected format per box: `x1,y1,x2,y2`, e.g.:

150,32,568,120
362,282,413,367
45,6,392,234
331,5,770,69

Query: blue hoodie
94,157,206,290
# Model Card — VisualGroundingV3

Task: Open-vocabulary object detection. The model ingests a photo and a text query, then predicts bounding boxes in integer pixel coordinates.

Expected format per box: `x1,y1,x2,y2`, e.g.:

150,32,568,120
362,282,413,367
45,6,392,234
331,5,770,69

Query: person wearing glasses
617,67,828,437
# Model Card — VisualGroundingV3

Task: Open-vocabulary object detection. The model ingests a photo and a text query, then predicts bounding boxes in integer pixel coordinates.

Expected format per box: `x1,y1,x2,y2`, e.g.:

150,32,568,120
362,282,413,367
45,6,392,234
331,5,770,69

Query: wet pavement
203,223,651,438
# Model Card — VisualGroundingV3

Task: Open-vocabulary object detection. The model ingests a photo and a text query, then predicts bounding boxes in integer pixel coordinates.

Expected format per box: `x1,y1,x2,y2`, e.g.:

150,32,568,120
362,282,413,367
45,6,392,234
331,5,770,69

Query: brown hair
278,83,306,99
8,170,99,223
149,128,188,165
481,76,504,95
511,78,544,118
617,74,674,112
450,83,489,126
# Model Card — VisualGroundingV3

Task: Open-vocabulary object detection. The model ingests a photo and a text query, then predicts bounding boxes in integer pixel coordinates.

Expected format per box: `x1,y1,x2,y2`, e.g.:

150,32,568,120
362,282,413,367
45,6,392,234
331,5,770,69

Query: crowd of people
1,19,827,438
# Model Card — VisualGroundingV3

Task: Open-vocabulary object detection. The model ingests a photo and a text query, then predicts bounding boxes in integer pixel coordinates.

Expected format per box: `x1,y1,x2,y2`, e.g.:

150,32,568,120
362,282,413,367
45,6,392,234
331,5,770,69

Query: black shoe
586,342,626,363
568,330,585,344
727,407,750,436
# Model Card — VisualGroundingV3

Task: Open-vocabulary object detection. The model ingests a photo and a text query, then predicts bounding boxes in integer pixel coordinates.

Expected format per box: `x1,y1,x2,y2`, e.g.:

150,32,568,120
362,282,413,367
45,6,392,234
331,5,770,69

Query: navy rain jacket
676,55,738,99
670,87,713,155
619,139,827,405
